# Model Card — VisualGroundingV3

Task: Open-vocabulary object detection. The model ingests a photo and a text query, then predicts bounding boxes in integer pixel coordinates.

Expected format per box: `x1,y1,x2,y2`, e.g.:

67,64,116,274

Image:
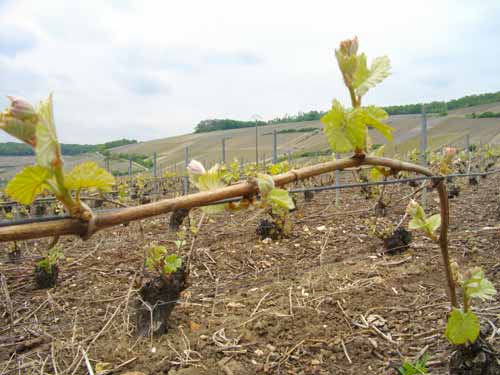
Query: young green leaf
163,254,182,274
464,268,497,301
0,115,37,146
445,308,480,345
35,95,61,169
145,245,167,271
267,188,295,210
354,56,391,97
64,162,115,192
361,107,393,142
5,165,51,204
256,173,275,197
321,100,367,153
398,353,429,374
424,214,441,234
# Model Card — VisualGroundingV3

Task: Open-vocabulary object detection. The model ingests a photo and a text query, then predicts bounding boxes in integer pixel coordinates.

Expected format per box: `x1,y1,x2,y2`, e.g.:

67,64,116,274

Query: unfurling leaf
354,55,391,97
256,173,275,197
406,200,440,238
163,254,182,274
464,267,497,301
445,308,480,345
424,214,441,234
35,94,61,169
321,100,367,153
321,101,393,154
0,115,37,146
5,166,51,204
65,162,114,192
267,188,295,210
145,245,167,271
187,159,206,175
362,107,393,143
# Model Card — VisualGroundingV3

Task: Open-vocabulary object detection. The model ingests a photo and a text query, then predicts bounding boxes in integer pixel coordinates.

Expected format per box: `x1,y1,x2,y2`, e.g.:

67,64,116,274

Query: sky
0,0,499,144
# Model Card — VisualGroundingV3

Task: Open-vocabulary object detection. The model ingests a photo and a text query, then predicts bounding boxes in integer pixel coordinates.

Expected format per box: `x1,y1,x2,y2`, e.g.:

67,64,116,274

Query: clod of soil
256,218,282,240
304,190,314,202
375,201,387,216
140,195,151,205
92,198,104,208
449,338,500,375
33,204,47,216
169,208,190,231
136,262,189,337
408,179,419,188
7,247,21,263
383,227,412,255
469,176,479,185
34,264,59,289
448,184,460,199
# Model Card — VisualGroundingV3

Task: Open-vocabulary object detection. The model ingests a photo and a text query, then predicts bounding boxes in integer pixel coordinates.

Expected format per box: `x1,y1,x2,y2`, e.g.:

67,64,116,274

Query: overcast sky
0,0,499,144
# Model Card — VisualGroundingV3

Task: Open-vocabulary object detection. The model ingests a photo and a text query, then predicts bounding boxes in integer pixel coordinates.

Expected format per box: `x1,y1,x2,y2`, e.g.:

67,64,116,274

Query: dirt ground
1,171,500,375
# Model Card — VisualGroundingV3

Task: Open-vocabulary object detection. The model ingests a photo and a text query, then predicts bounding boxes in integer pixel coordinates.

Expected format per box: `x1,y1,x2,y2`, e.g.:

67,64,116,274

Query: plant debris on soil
1,171,500,374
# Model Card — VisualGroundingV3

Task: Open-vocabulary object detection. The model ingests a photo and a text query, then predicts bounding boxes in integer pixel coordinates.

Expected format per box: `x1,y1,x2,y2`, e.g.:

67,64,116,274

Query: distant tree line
466,112,500,119
194,91,500,133
262,127,319,135
0,138,137,156
110,152,153,168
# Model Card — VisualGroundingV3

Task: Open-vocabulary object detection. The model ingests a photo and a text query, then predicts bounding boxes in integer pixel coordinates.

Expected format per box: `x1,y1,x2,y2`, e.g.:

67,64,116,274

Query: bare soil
1,172,500,374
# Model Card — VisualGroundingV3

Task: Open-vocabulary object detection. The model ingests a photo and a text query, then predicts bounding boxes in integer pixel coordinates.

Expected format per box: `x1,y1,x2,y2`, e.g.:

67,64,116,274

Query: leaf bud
187,160,206,175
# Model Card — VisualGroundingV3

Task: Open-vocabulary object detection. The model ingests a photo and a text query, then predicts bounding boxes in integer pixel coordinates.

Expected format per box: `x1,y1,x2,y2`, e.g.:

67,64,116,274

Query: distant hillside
194,91,500,133
0,138,138,156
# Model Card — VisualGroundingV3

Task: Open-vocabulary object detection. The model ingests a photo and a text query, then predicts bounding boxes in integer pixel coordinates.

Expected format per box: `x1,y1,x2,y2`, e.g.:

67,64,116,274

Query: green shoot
406,200,441,242
321,37,393,155
36,247,64,274
445,267,496,345
399,353,429,374
145,245,182,277
0,95,114,219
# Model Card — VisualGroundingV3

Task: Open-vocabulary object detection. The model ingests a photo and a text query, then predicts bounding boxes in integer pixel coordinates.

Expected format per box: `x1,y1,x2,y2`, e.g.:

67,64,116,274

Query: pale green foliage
189,163,228,214
445,309,480,345
267,161,290,175
0,94,114,216
354,56,391,97
321,100,366,153
35,94,60,169
321,100,393,154
464,267,497,301
36,247,64,273
188,160,295,216
398,353,429,375
256,174,295,212
0,116,37,146
445,266,496,345
221,159,241,184
267,188,295,211
325,37,392,155
368,146,389,184
406,200,441,239
5,165,51,204
145,245,182,276
0,96,37,146
65,161,114,192
256,173,275,196
163,254,183,274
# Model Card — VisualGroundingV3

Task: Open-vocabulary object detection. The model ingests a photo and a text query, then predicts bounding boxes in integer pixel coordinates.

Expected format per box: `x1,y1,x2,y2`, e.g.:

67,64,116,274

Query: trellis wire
0,168,496,229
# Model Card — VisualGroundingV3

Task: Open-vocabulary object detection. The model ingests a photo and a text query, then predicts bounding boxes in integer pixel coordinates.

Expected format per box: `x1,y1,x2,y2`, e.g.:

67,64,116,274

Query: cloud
203,51,262,66
120,72,171,96
0,0,498,144
0,25,36,57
